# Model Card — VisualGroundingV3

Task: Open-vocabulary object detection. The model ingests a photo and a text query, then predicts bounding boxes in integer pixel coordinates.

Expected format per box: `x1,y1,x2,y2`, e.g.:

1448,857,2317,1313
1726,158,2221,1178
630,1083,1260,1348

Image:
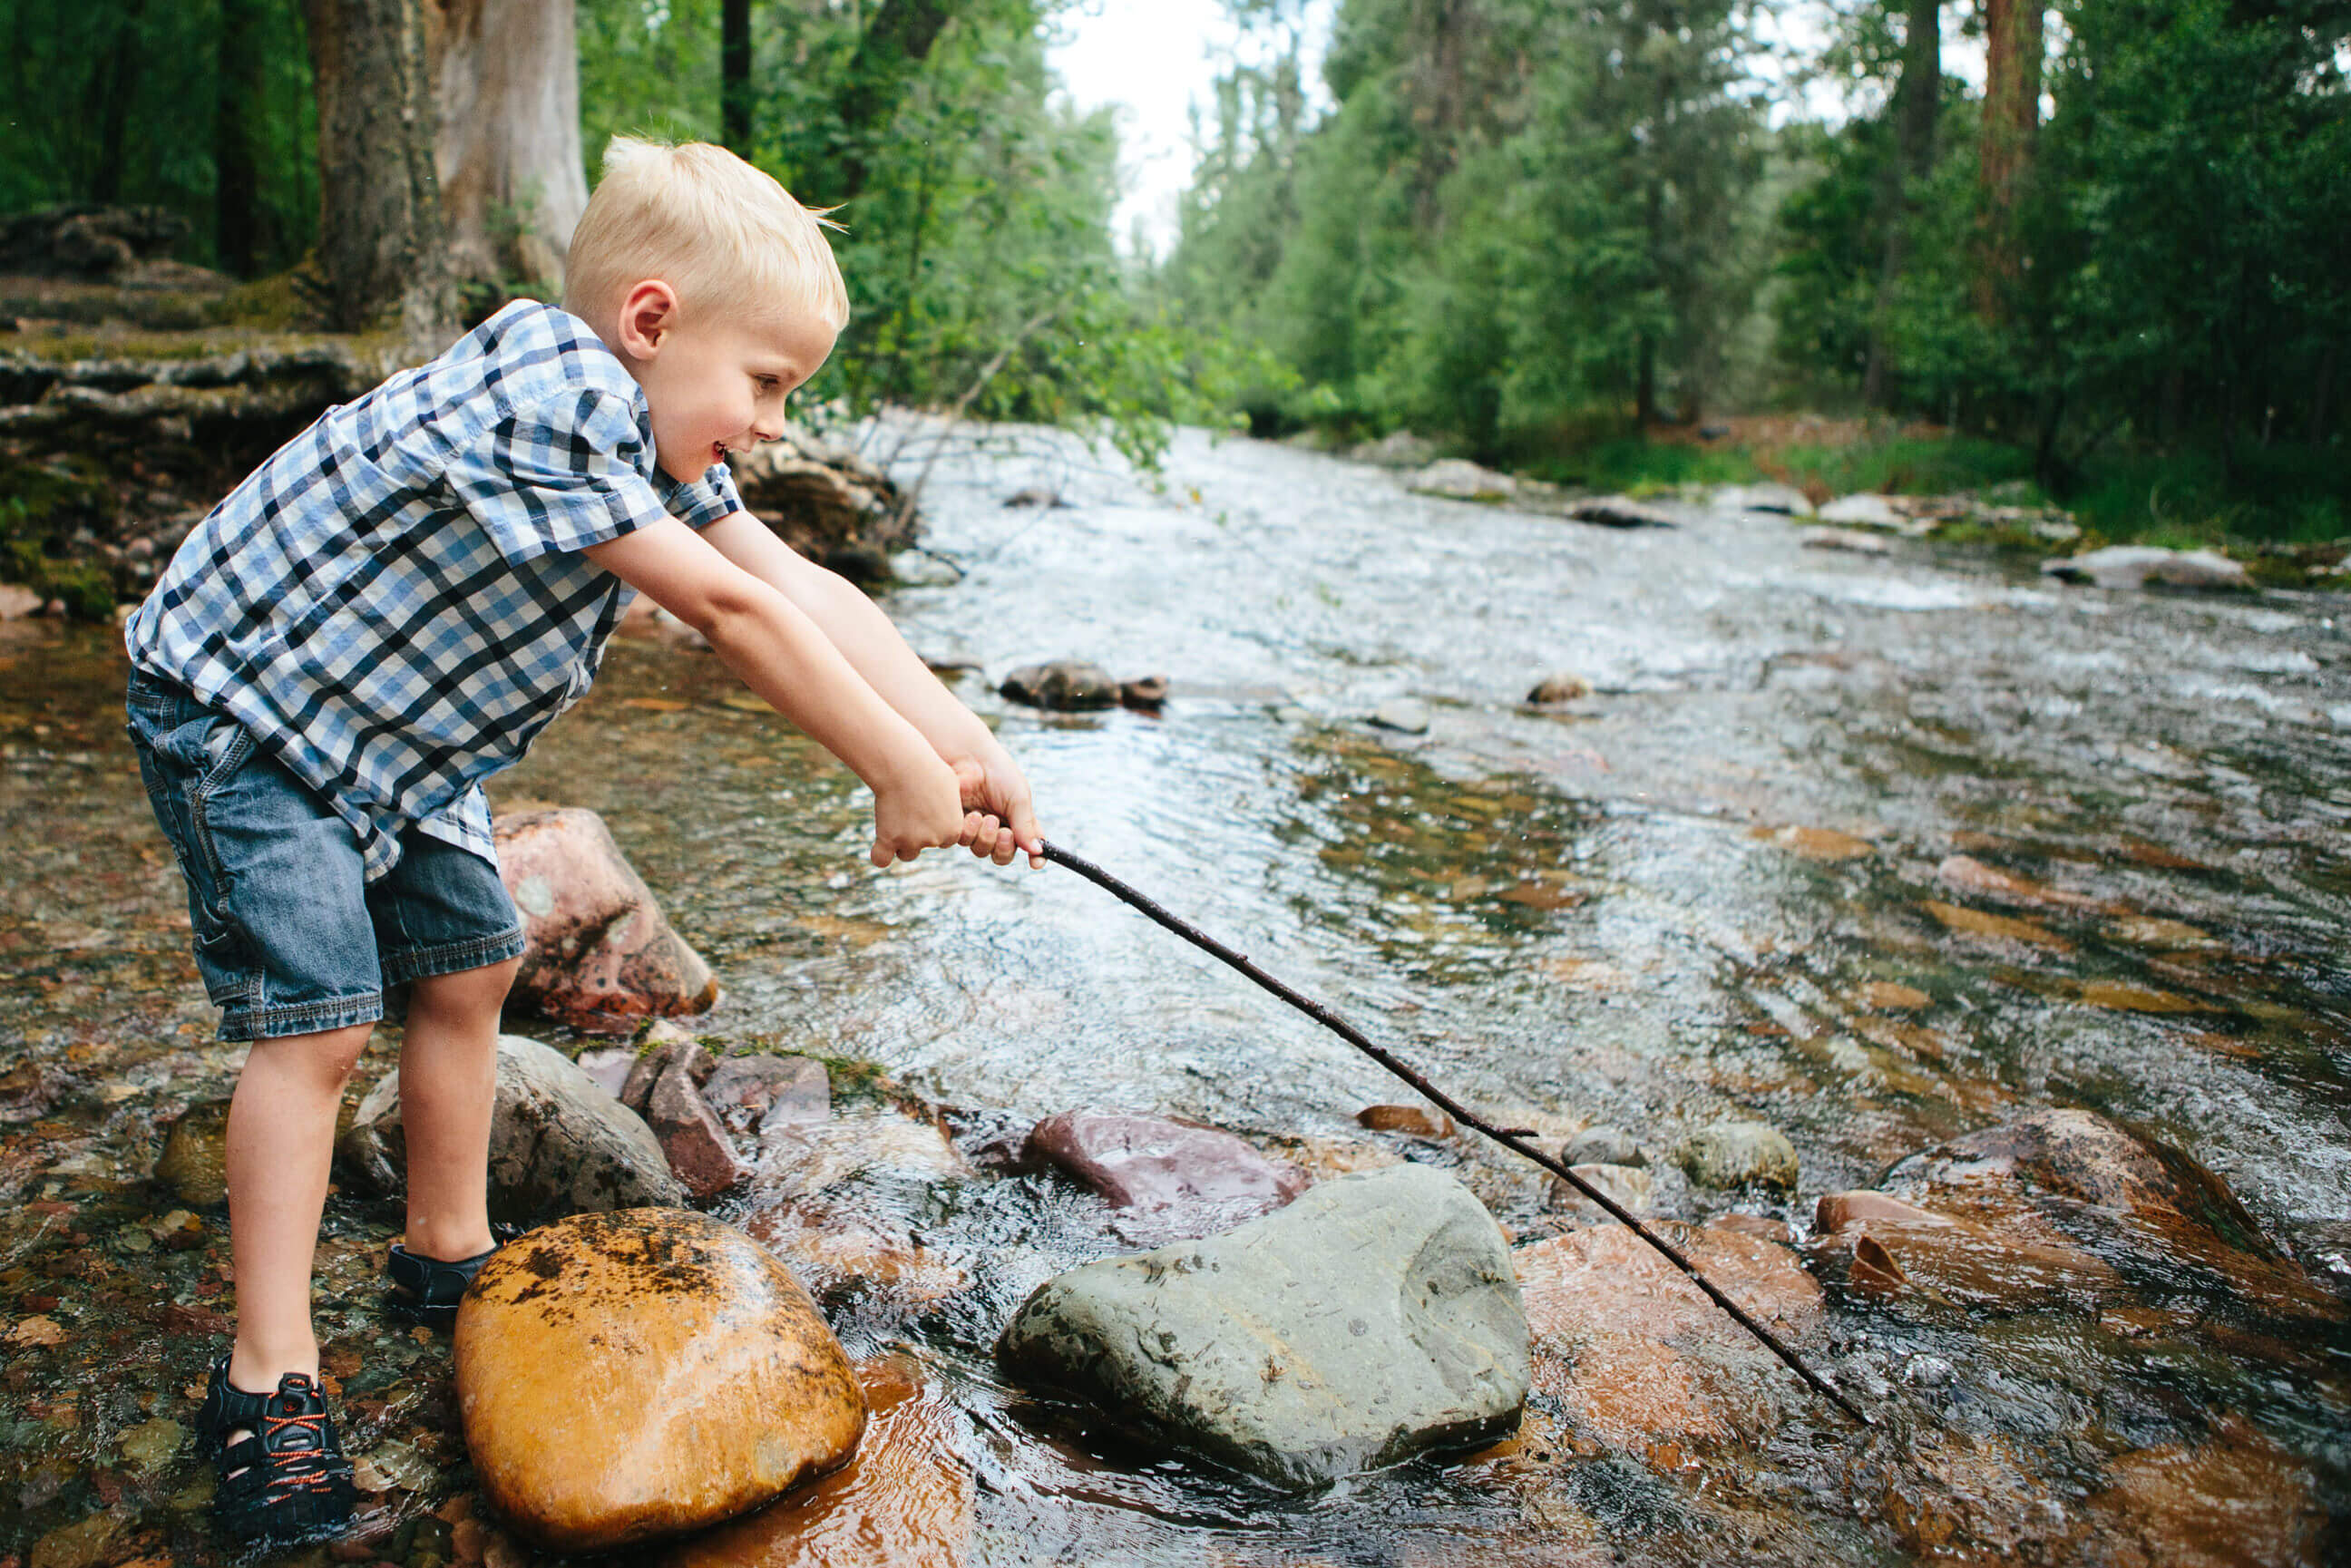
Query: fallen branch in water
1037,837,1871,1427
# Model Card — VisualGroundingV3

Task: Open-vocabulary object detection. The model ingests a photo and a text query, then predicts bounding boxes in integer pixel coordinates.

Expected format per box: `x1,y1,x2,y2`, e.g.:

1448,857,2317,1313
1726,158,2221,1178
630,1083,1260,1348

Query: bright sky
1047,0,1988,257
1049,0,1331,256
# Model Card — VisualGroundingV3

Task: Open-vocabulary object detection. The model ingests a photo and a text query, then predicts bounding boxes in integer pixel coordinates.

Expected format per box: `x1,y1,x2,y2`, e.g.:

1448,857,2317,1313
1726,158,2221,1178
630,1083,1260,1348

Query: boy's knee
256,1020,372,1086
410,955,522,1017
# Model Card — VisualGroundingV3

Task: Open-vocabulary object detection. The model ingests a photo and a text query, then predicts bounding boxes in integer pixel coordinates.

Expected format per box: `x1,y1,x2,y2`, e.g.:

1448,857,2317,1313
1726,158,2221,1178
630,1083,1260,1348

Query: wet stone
621,1026,716,1115
1370,698,1431,735
1546,1163,1654,1219
704,1054,830,1133
1561,1125,1646,1167
647,1060,752,1200
341,1034,686,1220
496,807,720,1035
456,1209,865,1553
1356,1103,1453,1138
1023,1109,1310,1241
1671,1122,1798,1193
999,660,1119,710
152,1097,230,1207
659,1358,971,1568
998,1164,1529,1489
1526,672,1593,705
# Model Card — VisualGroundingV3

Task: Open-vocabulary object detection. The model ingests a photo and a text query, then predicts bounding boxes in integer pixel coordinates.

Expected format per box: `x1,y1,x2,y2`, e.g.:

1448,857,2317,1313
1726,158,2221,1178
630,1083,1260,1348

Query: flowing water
3,423,2348,1563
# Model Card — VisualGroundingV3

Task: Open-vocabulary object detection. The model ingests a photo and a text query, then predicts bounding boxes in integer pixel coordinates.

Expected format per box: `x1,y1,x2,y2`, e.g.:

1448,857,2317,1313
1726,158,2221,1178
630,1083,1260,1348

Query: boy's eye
756,375,782,394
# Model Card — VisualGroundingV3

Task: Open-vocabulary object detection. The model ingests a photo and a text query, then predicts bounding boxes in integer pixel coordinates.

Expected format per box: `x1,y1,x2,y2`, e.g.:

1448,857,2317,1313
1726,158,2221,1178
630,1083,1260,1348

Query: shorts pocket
133,707,259,970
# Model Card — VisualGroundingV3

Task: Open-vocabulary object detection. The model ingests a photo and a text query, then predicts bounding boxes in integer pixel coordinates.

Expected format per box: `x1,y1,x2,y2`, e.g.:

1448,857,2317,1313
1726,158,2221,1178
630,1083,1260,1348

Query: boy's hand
951,745,1044,869
871,752,971,868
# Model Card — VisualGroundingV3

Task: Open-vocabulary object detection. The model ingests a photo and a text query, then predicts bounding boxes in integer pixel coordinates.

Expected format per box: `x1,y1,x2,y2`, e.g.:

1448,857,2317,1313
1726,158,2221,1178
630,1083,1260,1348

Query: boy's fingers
870,838,891,868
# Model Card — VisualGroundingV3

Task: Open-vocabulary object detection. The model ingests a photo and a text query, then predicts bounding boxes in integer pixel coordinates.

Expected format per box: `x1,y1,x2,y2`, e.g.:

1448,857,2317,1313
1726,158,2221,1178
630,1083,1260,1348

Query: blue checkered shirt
124,299,743,882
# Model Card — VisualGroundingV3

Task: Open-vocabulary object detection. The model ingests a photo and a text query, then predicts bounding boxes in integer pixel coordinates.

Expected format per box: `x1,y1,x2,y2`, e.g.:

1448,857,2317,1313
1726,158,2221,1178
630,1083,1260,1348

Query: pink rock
1023,1110,1310,1240
647,1062,751,1200
704,1055,830,1133
574,1047,636,1099
620,1025,715,1115
494,809,719,1036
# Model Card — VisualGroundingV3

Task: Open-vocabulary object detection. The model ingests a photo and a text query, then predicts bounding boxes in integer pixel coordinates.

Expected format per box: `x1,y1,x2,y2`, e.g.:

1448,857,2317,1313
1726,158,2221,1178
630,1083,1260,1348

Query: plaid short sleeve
664,461,745,531
445,388,676,565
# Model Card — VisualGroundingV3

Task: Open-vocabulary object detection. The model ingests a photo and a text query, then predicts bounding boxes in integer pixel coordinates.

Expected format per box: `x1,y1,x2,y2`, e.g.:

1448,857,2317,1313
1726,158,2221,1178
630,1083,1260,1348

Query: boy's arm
697,511,1043,867
582,519,974,868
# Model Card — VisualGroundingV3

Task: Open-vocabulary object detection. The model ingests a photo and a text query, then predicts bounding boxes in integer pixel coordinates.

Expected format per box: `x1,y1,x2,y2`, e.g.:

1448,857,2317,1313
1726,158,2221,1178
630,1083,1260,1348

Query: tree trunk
2307,341,2336,447
723,0,754,154
1975,0,2042,318
1863,0,1938,407
429,0,589,294
93,3,147,205
215,0,269,276
833,0,959,200
1636,333,1658,427
306,0,454,340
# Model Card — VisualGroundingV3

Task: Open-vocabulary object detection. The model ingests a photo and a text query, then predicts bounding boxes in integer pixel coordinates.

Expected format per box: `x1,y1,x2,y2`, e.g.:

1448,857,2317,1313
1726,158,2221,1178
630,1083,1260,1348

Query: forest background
0,0,2345,546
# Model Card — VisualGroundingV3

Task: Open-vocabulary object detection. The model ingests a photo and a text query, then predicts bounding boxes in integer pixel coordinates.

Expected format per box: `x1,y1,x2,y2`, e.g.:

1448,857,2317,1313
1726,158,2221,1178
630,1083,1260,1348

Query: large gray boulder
2041,546,2250,591
341,1035,686,1219
996,1164,1529,1489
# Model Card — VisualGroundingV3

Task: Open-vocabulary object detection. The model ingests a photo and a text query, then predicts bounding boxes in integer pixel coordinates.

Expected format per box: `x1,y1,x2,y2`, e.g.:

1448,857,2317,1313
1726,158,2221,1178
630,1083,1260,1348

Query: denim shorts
124,668,526,1041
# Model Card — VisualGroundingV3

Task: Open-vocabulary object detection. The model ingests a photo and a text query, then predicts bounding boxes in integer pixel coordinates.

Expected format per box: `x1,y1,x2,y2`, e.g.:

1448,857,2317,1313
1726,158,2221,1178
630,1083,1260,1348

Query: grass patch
1771,437,2037,502
1520,437,1760,493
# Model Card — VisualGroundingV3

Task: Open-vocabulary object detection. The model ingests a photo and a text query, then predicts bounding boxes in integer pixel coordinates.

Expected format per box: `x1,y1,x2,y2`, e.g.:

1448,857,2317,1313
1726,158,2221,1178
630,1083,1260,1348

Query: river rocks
1878,1108,2341,1320
494,808,719,1035
2042,546,2252,591
341,1035,687,1219
744,1197,971,1314
1561,1125,1646,1168
1712,482,1812,515
1818,492,1903,529
153,1097,230,1206
1800,526,1894,555
1514,1219,1823,1460
705,1053,830,1133
1408,458,1517,502
1566,494,1678,529
1002,484,1064,508
660,1358,971,1568
622,1026,716,1114
1351,430,1439,468
647,1058,752,1200
1754,823,1875,862
456,1209,865,1553
727,432,910,567
1808,1189,2120,1310
1525,671,1593,704
1357,1103,1453,1138
759,1105,972,1200
1670,1122,1798,1192
1024,1110,1310,1241
1936,852,2099,911
1369,697,1431,734
998,1164,1528,1488
999,660,1119,710
1546,1163,1654,1219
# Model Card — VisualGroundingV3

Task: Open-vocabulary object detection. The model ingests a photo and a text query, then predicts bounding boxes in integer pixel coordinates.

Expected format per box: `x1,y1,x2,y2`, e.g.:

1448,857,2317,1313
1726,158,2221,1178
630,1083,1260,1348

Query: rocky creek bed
3,421,2350,1564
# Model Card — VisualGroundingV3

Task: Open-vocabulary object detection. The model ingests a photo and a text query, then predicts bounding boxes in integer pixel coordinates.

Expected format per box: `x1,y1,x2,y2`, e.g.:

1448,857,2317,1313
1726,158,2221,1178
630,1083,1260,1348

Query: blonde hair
564,136,849,336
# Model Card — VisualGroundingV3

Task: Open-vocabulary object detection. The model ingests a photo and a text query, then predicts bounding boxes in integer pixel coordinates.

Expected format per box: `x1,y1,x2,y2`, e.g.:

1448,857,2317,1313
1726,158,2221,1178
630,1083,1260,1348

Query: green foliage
0,0,318,276
1166,0,1768,453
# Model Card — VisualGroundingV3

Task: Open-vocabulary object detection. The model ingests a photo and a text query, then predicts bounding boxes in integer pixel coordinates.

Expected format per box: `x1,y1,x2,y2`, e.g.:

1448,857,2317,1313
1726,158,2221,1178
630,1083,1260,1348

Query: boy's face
613,282,837,482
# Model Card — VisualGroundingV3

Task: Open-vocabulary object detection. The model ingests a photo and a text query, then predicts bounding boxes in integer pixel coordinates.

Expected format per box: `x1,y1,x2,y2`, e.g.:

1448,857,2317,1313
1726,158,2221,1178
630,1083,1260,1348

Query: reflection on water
2,422,2348,1562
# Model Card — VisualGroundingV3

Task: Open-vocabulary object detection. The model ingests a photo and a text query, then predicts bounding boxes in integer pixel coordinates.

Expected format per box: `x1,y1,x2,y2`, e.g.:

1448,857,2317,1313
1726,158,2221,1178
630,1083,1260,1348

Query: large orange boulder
456,1210,865,1553
494,807,718,1034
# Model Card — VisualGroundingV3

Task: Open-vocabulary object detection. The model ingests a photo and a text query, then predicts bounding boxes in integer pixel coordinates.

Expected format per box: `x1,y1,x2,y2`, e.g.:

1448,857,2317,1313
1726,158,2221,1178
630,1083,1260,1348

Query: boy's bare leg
223,1019,376,1438
396,956,522,1262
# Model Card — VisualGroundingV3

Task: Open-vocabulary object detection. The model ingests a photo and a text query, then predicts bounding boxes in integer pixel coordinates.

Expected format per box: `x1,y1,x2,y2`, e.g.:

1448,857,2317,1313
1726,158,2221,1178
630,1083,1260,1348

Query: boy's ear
617,279,680,360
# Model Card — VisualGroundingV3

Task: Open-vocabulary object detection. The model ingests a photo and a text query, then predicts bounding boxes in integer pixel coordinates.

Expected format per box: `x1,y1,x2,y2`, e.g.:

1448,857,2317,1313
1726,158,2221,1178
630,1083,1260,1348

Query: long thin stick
1037,838,1870,1427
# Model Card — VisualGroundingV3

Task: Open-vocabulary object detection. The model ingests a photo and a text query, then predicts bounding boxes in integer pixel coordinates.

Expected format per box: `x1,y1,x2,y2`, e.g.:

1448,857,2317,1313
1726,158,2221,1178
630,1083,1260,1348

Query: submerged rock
1878,1108,2341,1320
1356,1103,1453,1138
1408,458,1517,502
1817,493,1903,529
153,1097,231,1206
1369,697,1431,735
1561,1125,1647,1168
1712,482,1812,515
1000,661,1119,710
495,808,719,1035
1525,671,1593,705
1546,1163,1654,1219
1024,1109,1309,1240
2042,546,2251,591
704,1053,830,1133
1515,1219,1823,1461
457,1209,865,1553
341,1035,686,1220
1671,1121,1799,1192
1800,526,1894,555
998,1164,1528,1488
1808,1189,2120,1311
1566,494,1678,529
660,1358,971,1568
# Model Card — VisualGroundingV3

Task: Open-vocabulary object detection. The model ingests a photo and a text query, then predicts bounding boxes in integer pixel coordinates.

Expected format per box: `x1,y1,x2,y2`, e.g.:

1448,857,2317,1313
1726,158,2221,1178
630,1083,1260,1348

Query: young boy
122,137,1040,1544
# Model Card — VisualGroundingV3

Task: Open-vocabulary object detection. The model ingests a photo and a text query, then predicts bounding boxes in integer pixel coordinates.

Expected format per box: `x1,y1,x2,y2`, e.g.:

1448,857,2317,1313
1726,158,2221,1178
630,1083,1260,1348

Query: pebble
1370,698,1431,734
1671,1122,1799,1192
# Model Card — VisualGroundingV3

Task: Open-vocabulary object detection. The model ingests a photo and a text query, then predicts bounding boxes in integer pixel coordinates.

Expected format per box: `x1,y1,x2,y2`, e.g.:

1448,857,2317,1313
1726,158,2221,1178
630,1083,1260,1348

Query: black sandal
384,1222,519,1327
196,1356,356,1544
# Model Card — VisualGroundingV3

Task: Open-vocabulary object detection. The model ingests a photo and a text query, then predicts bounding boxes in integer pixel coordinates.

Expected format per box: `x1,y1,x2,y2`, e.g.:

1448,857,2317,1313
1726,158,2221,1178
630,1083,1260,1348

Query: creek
3,423,2347,1563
